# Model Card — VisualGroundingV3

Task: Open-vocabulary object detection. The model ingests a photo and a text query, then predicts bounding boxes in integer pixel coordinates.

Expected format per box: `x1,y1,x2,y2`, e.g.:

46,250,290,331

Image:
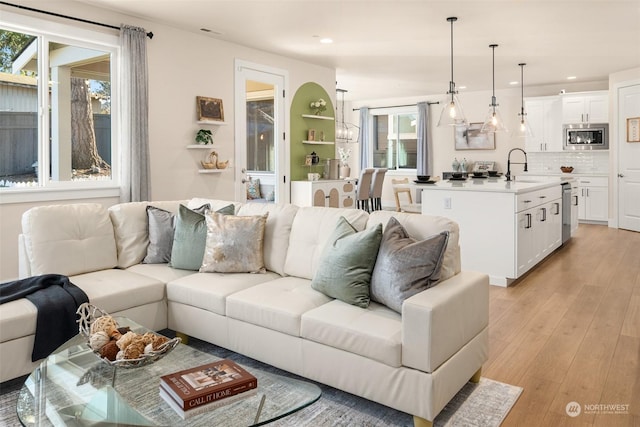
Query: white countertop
416,176,562,194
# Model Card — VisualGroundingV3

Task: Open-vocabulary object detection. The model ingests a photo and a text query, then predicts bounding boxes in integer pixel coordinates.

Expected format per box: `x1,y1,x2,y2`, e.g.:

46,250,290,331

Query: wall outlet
444,197,451,209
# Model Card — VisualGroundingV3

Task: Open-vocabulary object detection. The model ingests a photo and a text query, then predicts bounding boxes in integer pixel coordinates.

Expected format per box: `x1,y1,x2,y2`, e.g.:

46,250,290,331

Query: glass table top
17,318,321,426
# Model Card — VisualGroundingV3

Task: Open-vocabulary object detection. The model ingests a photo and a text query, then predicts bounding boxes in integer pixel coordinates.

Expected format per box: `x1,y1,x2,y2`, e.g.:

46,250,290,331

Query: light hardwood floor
484,223,640,426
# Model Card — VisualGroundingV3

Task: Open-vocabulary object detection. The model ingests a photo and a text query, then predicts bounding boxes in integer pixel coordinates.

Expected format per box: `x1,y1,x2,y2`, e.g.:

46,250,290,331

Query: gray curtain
416,102,432,176
120,25,150,202
358,107,370,170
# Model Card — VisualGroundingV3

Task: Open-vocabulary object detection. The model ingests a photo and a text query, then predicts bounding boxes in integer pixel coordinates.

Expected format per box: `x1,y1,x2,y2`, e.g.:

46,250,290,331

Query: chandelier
335,88,359,143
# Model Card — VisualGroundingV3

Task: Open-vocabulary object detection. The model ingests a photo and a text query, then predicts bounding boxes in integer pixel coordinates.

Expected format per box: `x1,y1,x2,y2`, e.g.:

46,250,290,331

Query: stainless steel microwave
563,123,609,150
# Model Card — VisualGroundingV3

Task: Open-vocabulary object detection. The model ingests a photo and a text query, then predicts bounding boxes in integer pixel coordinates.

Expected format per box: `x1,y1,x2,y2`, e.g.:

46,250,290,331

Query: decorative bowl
472,171,484,177
417,175,430,182
488,170,499,177
451,172,463,179
77,303,180,368
560,166,574,173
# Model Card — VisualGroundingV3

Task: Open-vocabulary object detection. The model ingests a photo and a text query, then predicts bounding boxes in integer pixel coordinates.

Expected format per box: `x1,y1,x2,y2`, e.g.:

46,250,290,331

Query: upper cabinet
561,91,609,123
525,96,563,152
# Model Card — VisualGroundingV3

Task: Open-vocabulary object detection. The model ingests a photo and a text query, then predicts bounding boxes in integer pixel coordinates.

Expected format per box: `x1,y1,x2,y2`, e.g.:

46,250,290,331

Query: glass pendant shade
481,44,507,133
437,92,467,127
512,113,534,138
437,17,467,127
511,62,534,138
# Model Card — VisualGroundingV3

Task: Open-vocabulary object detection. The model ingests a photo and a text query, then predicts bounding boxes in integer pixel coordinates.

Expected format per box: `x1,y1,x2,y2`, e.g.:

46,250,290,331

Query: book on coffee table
159,386,258,419
159,359,257,410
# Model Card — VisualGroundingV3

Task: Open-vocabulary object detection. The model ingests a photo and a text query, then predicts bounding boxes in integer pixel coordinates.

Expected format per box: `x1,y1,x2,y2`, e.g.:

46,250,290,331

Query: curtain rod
0,1,154,38
352,101,439,111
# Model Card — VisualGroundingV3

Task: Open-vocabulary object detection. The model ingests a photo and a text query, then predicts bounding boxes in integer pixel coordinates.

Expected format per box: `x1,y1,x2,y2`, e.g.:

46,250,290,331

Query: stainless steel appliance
561,182,572,244
563,123,609,150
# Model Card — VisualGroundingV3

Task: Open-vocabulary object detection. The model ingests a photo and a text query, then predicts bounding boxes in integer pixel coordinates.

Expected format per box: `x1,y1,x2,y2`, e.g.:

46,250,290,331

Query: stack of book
159,358,258,419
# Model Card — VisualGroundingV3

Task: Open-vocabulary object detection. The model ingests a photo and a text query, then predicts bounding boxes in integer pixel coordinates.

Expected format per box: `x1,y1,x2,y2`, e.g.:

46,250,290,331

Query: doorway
616,82,640,232
234,60,288,203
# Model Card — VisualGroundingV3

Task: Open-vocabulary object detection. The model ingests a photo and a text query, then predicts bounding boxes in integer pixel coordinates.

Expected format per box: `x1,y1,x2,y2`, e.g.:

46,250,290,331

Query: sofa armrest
18,234,31,279
402,271,489,373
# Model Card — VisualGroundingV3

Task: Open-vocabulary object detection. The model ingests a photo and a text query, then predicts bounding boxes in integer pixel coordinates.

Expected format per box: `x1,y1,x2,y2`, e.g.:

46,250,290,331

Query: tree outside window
372,112,417,170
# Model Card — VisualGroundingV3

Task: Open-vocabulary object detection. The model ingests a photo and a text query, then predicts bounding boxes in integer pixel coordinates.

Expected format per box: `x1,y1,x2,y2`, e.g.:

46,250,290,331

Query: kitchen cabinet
525,96,563,152
420,180,563,286
571,182,579,235
291,179,356,208
577,176,608,222
562,91,609,123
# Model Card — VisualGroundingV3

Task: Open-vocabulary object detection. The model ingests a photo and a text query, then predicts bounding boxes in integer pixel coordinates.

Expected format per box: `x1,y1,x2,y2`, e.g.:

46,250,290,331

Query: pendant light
437,17,467,127
512,63,534,138
481,44,507,133
335,88,359,143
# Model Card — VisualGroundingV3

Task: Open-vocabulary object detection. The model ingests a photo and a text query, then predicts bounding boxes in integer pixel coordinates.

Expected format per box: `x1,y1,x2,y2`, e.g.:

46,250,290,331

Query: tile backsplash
528,151,609,174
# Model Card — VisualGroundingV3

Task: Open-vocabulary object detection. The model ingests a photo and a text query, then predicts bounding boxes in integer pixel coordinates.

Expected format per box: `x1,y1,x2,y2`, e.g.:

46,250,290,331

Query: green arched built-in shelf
290,82,335,182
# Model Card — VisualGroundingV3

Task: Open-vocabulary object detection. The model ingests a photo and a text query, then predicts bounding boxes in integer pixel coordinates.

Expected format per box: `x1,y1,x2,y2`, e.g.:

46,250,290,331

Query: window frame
0,10,121,204
369,106,418,174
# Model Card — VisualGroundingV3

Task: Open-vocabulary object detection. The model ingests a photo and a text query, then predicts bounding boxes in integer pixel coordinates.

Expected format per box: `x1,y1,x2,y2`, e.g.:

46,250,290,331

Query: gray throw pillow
370,217,449,313
143,205,175,264
169,203,233,270
311,216,382,308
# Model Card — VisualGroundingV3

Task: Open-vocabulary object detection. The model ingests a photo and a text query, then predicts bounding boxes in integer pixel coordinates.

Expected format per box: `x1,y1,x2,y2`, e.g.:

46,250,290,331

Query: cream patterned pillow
200,211,269,273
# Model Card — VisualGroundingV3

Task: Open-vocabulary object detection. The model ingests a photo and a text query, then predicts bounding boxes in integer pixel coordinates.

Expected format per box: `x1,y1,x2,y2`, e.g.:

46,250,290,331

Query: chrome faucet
505,148,528,181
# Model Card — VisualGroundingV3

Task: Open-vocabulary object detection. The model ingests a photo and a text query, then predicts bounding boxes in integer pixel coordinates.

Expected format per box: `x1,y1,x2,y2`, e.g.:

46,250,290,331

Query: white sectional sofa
3,198,489,426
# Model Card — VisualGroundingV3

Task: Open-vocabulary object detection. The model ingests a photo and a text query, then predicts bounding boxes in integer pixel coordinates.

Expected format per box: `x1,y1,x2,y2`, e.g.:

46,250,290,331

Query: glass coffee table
17,317,321,426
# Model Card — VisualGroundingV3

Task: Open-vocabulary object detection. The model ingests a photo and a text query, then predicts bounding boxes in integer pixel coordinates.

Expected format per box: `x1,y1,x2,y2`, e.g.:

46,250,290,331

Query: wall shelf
301,114,334,121
302,140,335,145
187,145,217,149
197,121,227,125
198,169,225,174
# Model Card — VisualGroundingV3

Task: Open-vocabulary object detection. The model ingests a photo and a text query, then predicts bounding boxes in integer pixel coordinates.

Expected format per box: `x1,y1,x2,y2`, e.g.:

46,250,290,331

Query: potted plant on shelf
309,98,327,115
195,129,213,145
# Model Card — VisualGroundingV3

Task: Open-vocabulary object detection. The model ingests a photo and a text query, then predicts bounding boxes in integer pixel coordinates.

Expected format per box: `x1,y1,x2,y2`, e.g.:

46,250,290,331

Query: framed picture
627,117,640,142
455,123,495,150
473,161,495,172
307,129,316,141
196,96,224,122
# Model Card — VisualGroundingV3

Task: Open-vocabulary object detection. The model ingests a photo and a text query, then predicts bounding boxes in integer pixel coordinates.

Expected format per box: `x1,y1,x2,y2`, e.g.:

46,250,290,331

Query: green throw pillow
170,203,234,270
311,216,383,308
370,217,449,313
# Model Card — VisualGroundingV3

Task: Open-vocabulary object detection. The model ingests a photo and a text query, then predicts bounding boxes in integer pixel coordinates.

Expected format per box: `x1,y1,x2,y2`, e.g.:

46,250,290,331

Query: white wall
0,1,335,281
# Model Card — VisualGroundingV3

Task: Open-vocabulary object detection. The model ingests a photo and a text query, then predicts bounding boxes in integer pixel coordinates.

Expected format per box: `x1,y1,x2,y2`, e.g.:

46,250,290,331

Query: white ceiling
74,0,640,101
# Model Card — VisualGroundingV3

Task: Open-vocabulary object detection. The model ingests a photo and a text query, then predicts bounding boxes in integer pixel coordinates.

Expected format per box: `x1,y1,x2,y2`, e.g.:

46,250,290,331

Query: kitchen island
420,176,564,286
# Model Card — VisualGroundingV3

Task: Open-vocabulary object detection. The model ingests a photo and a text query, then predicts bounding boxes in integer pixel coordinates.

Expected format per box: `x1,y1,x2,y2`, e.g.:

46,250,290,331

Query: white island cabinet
420,178,563,286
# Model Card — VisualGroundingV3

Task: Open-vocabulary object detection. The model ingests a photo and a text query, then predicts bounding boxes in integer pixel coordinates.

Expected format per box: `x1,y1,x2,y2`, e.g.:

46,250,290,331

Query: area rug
0,333,522,426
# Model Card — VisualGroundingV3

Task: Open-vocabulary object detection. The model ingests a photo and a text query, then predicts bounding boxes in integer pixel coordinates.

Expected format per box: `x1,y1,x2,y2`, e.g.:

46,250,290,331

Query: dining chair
392,177,422,213
356,168,375,212
370,168,388,211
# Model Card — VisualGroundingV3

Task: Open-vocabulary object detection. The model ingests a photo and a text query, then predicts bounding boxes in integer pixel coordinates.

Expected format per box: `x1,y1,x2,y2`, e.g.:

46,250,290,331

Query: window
0,12,119,200
372,110,417,170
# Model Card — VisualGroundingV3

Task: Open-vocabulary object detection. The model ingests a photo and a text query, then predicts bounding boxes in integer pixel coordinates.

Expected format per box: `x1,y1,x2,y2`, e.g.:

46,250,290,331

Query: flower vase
340,165,351,179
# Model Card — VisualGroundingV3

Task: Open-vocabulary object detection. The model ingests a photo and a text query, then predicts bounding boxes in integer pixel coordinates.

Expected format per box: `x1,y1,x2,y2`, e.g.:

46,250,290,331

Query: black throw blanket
0,274,89,361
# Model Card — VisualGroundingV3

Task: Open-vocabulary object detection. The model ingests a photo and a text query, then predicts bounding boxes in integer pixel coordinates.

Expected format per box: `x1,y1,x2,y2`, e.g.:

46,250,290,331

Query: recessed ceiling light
567,76,577,80
319,38,333,44
509,81,519,85
458,86,467,90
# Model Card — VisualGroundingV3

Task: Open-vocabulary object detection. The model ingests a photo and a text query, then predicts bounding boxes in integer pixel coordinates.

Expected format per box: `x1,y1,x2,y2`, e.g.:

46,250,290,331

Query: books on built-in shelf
159,359,257,411
159,386,258,419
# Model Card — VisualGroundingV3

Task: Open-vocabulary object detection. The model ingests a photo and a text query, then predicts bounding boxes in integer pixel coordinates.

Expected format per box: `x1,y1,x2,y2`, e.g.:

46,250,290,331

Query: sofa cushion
367,211,461,282
0,298,37,343
109,200,186,268
170,204,233,271
226,277,332,336
70,269,165,315
370,217,449,313
311,217,382,308
126,263,195,284
301,299,402,367
236,203,298,276
283,207,369,280
143,205,175,264
166,271,280,316
22,204,117,277
200,212,268,274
